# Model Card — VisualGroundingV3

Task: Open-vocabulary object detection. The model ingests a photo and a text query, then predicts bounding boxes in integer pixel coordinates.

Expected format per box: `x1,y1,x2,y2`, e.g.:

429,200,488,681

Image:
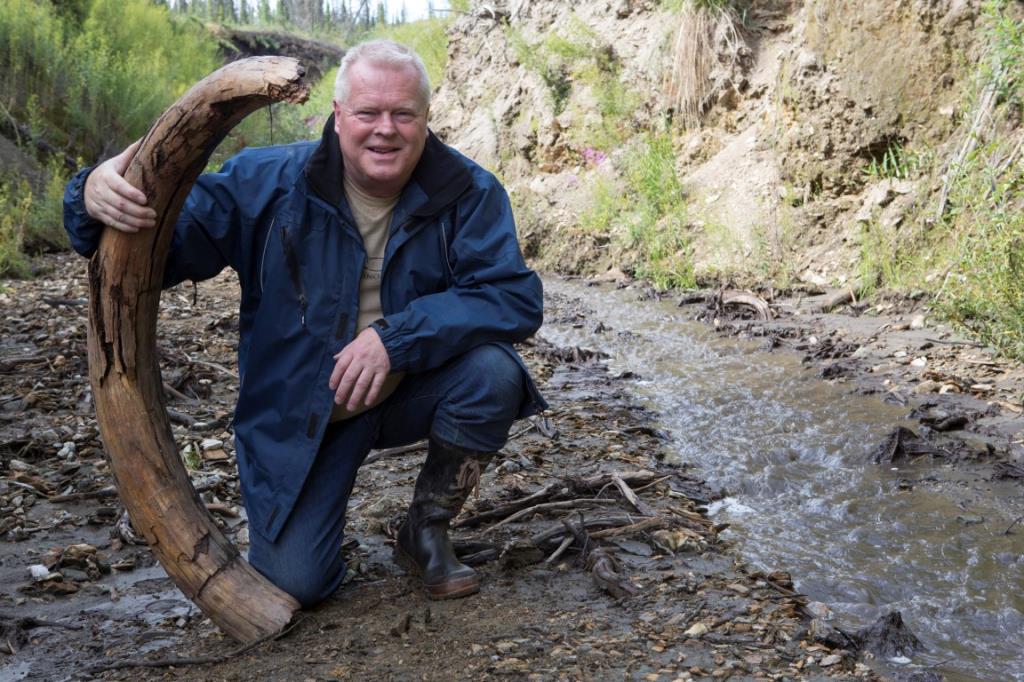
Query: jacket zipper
280,224,308,327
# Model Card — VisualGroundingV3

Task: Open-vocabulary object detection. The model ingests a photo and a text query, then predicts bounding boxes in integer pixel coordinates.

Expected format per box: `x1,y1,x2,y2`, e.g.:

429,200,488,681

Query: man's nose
374,113,397,135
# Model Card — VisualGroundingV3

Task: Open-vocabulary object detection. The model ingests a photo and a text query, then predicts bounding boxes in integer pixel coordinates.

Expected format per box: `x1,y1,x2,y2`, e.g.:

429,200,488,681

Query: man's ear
332,100,344,136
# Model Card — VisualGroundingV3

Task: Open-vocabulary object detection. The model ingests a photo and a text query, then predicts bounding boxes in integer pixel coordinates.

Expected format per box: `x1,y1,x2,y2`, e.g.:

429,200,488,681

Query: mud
2,254,885,681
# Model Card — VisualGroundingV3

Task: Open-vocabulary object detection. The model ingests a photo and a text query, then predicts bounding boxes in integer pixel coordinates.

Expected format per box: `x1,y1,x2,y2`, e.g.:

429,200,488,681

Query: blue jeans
247,344,525,606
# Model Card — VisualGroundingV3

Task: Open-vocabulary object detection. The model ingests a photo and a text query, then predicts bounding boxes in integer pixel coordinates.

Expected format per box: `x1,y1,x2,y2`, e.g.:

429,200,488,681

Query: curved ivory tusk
87,57,309,643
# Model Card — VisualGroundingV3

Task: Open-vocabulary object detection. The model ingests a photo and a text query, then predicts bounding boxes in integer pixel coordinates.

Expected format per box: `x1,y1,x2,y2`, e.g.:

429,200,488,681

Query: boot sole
394,542,481,600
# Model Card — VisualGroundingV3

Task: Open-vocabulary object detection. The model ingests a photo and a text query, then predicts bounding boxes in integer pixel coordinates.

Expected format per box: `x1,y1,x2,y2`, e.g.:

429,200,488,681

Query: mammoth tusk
86,57,309,643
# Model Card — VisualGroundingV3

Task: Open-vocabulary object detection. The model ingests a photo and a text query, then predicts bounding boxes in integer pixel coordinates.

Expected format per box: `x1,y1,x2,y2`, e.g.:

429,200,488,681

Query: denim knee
432,344,525,451
248,536,346,608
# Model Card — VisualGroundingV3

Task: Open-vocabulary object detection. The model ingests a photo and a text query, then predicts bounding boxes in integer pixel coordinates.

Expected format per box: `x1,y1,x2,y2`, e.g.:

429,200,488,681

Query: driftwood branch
86,57,308,643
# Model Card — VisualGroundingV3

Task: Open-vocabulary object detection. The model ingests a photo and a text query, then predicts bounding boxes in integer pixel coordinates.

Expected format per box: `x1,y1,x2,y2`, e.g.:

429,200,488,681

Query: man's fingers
363,371,387,408
334,363,362,407
345,369,375,412
329,353,352,392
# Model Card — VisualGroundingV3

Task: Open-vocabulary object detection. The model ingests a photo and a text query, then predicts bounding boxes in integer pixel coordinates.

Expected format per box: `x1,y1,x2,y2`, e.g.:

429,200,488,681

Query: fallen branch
455,482,562,528
611,474,656,517
482,499,616,535
567,471,661,494
588,517,666,539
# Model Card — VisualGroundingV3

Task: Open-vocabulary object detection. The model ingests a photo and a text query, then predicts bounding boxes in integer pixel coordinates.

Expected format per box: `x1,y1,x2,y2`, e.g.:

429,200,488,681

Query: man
63,39,545,606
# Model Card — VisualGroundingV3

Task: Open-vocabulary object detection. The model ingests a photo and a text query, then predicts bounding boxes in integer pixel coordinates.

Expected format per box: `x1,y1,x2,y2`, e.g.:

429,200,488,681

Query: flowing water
541,278,1024,682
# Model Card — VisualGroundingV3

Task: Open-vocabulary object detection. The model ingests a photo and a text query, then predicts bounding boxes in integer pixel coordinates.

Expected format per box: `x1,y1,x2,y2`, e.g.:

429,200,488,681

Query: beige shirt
330,177,406,422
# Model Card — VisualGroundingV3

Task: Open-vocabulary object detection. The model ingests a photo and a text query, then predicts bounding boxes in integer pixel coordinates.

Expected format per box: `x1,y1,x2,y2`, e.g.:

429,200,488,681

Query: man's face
333,60,428,198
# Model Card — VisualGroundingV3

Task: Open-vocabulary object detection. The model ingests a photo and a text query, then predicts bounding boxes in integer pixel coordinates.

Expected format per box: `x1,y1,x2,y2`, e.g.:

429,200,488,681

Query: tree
258,0,272,24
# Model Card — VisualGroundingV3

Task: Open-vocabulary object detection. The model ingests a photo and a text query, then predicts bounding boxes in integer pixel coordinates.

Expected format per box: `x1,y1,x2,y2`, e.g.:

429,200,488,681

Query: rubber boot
395,438,493,599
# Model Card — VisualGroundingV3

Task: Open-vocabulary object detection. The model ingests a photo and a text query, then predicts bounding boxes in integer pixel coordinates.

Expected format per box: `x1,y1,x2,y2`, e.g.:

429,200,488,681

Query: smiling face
333,60,429,198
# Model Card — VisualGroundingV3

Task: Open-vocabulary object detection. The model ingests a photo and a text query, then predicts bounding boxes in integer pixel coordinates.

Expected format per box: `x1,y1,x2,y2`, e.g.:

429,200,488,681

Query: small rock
29,564,53,581
200,438,224,451
684,622,709,637
910,314,926,329
820,653,842,667
910,357,927,368
856,611,922,658
805,601,832,619
9,459,30,472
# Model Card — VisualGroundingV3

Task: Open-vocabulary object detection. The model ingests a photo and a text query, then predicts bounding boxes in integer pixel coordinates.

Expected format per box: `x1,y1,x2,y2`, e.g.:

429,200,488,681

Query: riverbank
0,254,889,681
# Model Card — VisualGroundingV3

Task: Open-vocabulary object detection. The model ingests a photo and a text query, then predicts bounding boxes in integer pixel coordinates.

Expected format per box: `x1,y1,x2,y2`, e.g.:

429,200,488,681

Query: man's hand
84,139,157,233
329,327,391,412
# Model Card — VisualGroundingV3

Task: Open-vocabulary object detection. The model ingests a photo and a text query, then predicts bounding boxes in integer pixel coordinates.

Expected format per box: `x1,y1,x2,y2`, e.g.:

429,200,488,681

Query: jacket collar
304,114,473,219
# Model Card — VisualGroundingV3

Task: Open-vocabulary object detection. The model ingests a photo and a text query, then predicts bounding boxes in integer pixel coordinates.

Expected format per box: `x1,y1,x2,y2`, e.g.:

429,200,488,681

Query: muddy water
541,279,1024,682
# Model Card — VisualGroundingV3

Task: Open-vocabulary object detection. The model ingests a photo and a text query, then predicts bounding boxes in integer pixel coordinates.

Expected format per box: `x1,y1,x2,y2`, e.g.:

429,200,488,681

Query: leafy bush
0,0,220,159
0,158,71,277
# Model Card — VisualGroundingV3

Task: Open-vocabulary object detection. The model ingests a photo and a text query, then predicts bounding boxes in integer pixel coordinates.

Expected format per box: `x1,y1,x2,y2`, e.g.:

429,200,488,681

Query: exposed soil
0,254,908,682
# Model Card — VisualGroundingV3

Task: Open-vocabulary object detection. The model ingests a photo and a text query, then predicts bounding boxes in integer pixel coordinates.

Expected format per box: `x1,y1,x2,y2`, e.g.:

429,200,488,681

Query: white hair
333,39,431,109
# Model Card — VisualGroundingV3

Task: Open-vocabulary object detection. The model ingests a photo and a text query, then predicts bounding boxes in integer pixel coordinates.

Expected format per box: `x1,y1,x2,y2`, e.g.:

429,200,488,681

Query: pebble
9,459,30,472
820,653,842,666
684,622,709,637
200,438,224,451
29,564,52,581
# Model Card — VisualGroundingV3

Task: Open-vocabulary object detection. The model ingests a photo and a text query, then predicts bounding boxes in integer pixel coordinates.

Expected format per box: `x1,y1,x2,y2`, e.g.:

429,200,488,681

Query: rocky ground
2,254,1020,681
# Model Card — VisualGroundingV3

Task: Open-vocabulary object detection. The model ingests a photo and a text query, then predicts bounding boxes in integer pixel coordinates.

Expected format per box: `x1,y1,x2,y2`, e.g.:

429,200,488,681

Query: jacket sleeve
62,150,280,289
373,177,543,373
62,166,104,258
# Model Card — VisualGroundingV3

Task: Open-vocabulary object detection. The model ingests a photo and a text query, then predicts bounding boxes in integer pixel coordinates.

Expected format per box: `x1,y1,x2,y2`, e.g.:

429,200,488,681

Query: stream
540,278,1024,682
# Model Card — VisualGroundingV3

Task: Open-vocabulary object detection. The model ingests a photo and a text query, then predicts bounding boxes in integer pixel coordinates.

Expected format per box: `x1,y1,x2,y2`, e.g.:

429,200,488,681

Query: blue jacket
64,118,546,542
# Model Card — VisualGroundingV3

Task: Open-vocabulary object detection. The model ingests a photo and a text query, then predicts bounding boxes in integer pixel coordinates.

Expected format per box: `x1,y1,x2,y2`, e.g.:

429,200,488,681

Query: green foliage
623,133,693,288
863,141,913,180
211,64,338,166
0,159,71,276
935,137,1024,359
579,133,694,289
0,0,220,159
924,0,1024,359
371,16,451,88
507,19,627,117
0,183,31,278
579,173,621,235
981,0,1024,105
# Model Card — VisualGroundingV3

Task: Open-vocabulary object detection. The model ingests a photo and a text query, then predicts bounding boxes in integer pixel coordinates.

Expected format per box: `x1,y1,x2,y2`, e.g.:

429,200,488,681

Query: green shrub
0,0,220,159
0,157,71,276
578,132,693,289
927,0,1024,359
0,182,32,278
